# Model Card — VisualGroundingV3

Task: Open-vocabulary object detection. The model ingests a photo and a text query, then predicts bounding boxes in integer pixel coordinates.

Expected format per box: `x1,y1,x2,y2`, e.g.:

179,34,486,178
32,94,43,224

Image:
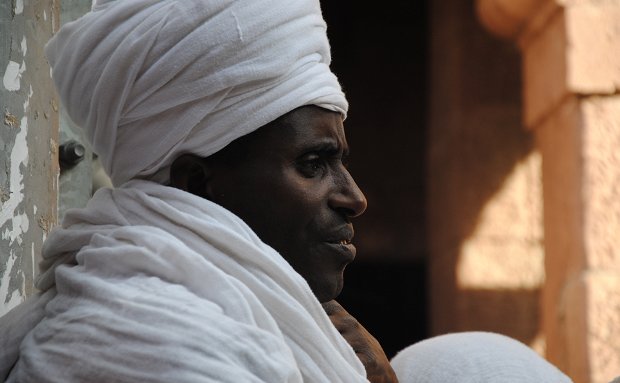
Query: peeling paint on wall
1,1,59,315
0,253,23,316
15,0,24,16
2,61,22,91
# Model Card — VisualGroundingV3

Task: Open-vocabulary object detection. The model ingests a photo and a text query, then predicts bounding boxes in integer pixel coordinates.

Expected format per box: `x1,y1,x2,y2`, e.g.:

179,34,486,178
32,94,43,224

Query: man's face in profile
174,106,367,302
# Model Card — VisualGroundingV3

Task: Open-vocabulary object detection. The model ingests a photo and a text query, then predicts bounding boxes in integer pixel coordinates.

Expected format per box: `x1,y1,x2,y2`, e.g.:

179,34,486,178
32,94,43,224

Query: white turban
46,0,347,186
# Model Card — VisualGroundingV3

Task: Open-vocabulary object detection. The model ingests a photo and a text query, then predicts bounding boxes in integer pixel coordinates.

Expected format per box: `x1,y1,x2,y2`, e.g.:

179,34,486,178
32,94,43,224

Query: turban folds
46,0,348,186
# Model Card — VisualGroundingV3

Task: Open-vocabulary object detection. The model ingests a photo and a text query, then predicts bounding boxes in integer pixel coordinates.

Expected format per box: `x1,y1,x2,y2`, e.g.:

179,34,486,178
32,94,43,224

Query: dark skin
170,105,398,383
323,300,398,383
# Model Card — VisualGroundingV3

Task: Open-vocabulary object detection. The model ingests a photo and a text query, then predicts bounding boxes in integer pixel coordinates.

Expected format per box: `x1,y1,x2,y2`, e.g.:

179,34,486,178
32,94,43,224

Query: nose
329,169,368,218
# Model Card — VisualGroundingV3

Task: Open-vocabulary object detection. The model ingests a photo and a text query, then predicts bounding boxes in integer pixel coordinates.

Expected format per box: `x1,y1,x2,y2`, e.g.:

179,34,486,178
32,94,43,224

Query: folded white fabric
391,332,573,383
46,0,347,186
0,290,54,380
2,180,367,382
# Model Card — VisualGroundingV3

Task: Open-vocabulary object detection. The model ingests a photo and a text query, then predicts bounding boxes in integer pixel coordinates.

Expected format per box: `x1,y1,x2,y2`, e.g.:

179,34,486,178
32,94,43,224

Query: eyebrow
301,139,350,158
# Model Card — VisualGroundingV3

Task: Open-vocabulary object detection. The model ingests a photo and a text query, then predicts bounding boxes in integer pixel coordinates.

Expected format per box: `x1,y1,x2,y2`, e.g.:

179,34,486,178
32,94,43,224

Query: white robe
0,180,367,382
0,180,577,383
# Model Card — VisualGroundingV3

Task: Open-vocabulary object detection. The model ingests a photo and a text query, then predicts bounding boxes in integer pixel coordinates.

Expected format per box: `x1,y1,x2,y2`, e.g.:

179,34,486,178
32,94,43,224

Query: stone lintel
479,0,620,130
476,0,547,40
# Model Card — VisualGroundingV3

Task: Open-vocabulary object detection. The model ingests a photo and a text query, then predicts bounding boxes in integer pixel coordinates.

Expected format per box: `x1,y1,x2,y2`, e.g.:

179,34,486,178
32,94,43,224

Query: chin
312,277,344,303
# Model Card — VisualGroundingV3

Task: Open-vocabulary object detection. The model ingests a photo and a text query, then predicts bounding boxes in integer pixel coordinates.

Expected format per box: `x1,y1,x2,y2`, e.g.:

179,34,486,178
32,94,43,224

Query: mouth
325,225,354,245
324,228,356,263
324,241,356,260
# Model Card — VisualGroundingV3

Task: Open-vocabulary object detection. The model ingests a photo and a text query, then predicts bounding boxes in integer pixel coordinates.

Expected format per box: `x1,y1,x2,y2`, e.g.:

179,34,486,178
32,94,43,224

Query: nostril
356,194,368,217
348,191,367,218
336,207,357,219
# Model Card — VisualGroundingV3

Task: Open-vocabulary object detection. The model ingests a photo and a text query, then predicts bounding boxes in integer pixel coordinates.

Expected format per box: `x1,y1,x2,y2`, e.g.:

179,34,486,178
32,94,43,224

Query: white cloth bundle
390,332,573,383
46,0,347,186
2,180,367,382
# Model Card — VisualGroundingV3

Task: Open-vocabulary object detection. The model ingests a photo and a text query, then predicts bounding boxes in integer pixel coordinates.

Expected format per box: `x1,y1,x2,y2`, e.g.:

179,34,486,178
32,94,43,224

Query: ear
170,154,212,198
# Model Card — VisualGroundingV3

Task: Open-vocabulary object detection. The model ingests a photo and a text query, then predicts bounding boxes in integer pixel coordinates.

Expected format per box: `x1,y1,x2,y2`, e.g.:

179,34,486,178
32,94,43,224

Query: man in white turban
0,0,576,382
0,0,395,381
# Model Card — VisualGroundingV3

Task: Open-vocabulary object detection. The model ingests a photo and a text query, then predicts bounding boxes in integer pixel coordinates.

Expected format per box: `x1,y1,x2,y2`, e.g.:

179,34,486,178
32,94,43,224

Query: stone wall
478,0,620,381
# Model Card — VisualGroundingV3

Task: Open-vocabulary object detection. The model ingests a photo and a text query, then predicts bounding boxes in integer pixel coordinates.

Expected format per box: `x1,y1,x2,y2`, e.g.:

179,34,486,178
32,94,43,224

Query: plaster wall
0,0,59,315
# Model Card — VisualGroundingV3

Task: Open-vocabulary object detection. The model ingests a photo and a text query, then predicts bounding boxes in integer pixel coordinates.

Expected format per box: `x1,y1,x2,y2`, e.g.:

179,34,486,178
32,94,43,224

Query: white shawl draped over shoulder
4,180,367,382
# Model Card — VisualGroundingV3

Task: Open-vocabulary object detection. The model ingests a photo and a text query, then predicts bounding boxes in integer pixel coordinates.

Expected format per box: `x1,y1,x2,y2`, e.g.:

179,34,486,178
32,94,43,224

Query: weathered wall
428,0,545,350
0,0,59,316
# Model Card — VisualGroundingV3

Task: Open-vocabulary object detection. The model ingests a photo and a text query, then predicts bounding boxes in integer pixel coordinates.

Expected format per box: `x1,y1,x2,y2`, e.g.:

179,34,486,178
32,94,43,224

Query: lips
324,241,356,264
324,226,356,262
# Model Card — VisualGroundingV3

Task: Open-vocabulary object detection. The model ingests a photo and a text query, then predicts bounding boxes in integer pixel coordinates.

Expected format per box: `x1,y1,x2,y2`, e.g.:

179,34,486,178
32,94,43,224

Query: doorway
321,0,430,358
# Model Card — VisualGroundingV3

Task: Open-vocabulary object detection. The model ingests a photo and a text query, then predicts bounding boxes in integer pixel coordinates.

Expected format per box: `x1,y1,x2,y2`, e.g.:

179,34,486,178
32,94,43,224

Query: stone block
581,96,620,270
476,0,541,39
535,96,583,372
564,271,620,383
585,272,620,383
565,4,620,94
522,2,620,128
536,97,584,276
536,95,620,382
523,9,568,128
456,150,544,290
562,272,589,383
467,150,542,241
458,238,544,289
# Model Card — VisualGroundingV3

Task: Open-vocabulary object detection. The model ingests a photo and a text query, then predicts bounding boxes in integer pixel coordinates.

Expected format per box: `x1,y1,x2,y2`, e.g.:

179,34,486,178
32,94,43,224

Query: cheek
249,170,330,244
274,173,323,216
286,187,326,221
265,193,323,250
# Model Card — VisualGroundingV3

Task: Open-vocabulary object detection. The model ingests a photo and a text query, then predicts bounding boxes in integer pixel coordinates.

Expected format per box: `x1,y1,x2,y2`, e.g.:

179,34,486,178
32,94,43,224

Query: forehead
207,105,347,166
256,105,347,154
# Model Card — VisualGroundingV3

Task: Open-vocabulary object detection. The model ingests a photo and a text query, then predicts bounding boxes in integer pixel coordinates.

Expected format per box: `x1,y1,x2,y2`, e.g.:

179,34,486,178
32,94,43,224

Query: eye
296,154,326,178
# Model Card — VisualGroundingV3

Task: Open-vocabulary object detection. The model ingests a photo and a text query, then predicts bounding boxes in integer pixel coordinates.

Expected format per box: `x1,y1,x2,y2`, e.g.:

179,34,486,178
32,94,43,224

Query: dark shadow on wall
455,288,541,342
323,0,541,355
